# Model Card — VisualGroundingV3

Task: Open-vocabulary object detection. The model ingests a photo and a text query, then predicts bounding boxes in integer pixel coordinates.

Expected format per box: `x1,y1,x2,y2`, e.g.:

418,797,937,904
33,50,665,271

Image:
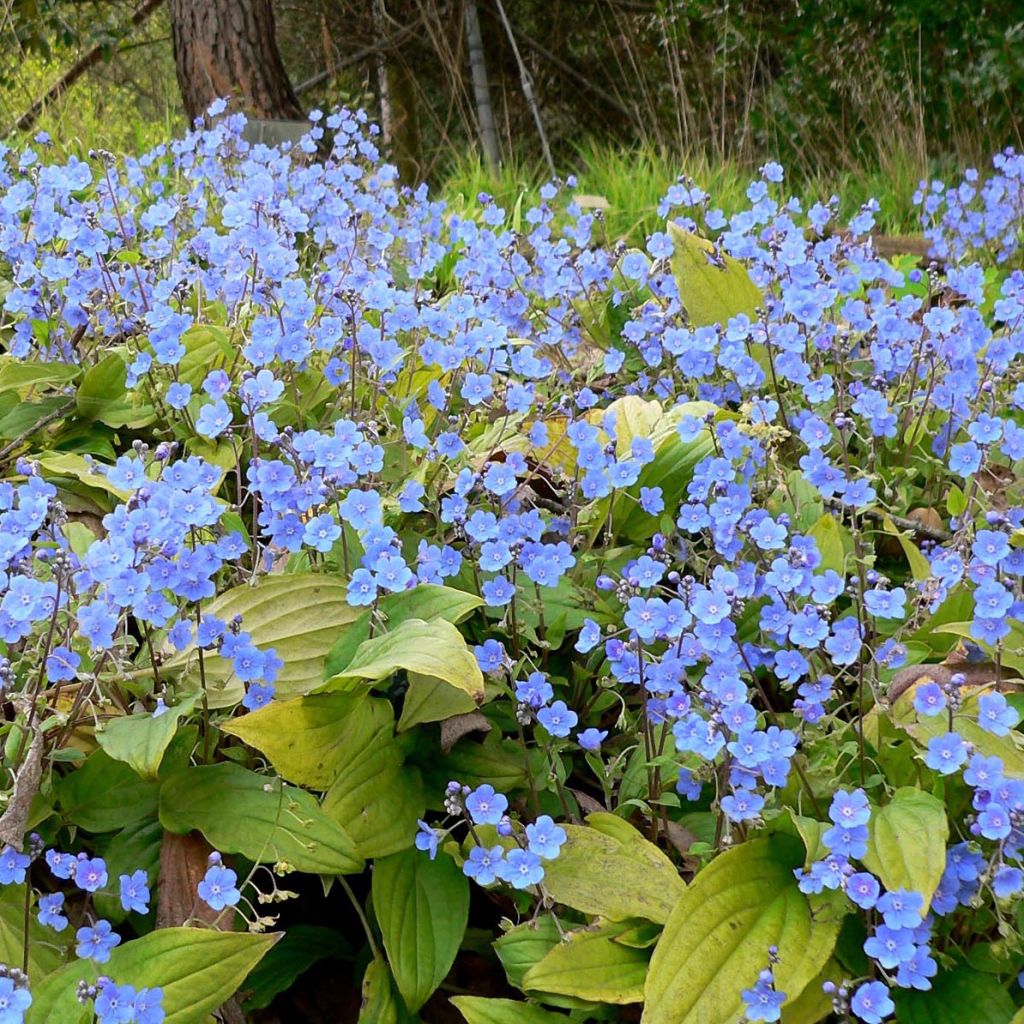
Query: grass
434,137,972,244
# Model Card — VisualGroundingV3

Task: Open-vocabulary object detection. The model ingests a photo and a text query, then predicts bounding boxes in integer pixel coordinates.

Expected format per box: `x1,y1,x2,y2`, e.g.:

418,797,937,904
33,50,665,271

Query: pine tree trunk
167,0,302,122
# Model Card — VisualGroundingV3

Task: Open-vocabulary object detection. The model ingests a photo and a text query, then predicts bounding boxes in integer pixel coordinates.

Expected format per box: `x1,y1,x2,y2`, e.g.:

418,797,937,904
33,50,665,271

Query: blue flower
526,815,567,859
465,784,508,826
76,919,121,962
0,978,32,1022
197,864,240,911
829,788,871,828
850,980,894,1024
37,892,67,931
576,727,607,752
977,692,1019,736
0,847,29,885
95,980,136,1023
864,924,916,968
845,872,880,909
415,820,441,860
912,682,946,716
463,845,504,885
876,888,924,929
537,700,578,738
119,869,150,914
924,733,968,775
497,848,544,889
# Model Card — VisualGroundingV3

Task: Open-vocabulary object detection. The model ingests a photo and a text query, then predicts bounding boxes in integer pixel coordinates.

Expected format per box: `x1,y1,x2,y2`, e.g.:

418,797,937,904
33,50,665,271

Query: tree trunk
167,0,303,122
463,0,500,174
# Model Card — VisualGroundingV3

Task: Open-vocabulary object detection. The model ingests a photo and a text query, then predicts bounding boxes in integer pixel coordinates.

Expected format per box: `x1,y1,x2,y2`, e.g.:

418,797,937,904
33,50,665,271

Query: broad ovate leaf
891,678,1024,778
28,928,277,1024
451,996,568,1024
522,921,648,1004
163,573,363,705
668,222,763,328
642,837,839,1024
334,617,484,700
159,763,363,875
372,848,469,1012
540,813,684,924
861,787,948,911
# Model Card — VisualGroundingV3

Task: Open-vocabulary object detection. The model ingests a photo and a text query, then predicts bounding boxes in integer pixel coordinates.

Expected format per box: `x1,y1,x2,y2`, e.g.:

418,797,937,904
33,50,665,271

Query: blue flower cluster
5,100,1024,1021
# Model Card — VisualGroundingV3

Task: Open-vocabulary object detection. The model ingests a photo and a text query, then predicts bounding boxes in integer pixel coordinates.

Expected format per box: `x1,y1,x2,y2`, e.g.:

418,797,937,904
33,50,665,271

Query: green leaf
540,813,684,924
668,222,762,328
372,848,469,1012
0,885,64,979
861,787,948,911
947,485,967,518
397,672,476,731
893,964,1016,1024
336,617,484,700
76,352,127,420
159,763,363,875
494,917,560,990
522,921,648,1004
222,691,424,858
451,996,567,1024
614,401,718,542
325,584,483,679
0,359,77,394
163,573,364,705
27,928,278,1024
881,514,933,582
175,324,233,388
358,957,400,1024
95,701,191,779
244,926,351,1012
320,698,425,858
642,837,840,1024
55,749,159,833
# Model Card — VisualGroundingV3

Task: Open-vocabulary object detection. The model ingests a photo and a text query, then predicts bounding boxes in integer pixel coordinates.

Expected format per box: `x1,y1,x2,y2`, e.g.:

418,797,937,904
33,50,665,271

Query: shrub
0,108,1023,1023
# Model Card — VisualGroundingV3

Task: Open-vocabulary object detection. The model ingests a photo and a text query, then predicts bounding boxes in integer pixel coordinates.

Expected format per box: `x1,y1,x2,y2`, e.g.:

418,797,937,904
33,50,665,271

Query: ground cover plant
2,106,1024,1024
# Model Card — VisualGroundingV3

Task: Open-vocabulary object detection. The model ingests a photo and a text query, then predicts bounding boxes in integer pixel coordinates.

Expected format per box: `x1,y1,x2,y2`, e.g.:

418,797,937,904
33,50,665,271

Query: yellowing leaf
163,573,363,706
522,922,648,1005
541,814,684,924
668,222,763,328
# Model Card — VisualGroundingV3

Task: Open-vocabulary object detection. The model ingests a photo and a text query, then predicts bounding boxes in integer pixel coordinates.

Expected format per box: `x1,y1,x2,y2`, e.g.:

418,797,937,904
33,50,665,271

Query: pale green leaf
163,574,363,705
522,922,648,1004
861,787,949,911
358,957,400,1024
668,222,763,328
336,617,484,700
451,996,567,1024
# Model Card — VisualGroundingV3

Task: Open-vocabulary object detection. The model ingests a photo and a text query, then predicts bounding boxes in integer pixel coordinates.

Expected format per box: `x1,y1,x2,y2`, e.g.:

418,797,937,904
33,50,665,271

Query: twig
294,15,428,96
0,398,76,464
492,0,555,177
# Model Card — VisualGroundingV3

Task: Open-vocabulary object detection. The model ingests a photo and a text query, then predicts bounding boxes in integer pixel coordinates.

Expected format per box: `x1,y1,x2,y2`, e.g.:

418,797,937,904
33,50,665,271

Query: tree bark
167,0,303,122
